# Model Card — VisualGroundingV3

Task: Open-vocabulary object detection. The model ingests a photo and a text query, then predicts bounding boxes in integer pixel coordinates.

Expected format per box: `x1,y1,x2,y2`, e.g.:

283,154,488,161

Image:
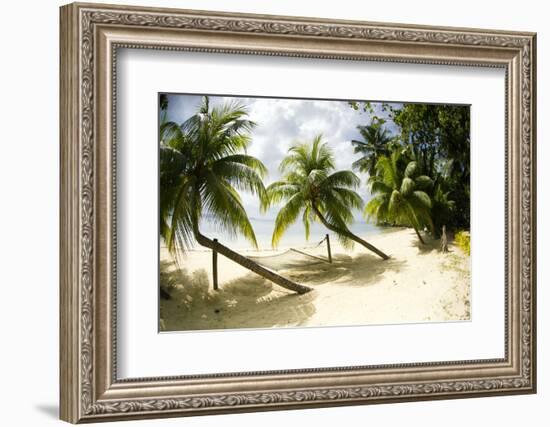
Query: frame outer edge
68,1,537,37
60,3,81,424
529,33,537,393
59,2,537,422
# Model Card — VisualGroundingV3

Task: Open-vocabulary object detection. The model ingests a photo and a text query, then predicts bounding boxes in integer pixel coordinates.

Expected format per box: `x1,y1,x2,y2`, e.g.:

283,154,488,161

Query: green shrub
454,230,470,255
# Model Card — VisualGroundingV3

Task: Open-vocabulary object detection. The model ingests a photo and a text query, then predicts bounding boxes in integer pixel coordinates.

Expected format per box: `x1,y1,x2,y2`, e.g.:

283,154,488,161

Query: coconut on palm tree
264,135,389,260
160,96,311,294
351,119,395,176
365,149,433,244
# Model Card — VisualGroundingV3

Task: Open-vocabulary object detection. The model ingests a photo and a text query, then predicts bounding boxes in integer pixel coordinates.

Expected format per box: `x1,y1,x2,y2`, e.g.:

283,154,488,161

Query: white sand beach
159,228,470,331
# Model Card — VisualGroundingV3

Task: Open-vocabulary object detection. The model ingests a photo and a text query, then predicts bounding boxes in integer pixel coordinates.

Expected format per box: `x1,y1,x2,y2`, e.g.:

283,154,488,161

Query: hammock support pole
326,234,332,263
212,239,218,291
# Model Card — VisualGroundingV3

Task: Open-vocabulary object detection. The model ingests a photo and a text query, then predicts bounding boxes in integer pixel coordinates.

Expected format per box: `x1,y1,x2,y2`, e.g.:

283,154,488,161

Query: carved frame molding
60,2,536,423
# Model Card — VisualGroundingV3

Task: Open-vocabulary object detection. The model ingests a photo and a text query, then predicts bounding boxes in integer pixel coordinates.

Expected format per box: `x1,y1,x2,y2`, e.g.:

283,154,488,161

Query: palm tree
351,119,395,176
430,177,456,237
265,135,389,260
160,96,311,294
365,150,433,244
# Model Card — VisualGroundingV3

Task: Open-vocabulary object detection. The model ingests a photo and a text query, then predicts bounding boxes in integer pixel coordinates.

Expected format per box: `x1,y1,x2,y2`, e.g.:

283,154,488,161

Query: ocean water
197,217,383,251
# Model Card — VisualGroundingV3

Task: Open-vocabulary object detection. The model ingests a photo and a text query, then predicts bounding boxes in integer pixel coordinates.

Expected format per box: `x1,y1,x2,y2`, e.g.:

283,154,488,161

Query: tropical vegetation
264,135,389,260
454,230,471,255
159,95,312,294
351,102,470,243
350,117,397,176
364,150,433,244
159,95,265,252
158,95,470,297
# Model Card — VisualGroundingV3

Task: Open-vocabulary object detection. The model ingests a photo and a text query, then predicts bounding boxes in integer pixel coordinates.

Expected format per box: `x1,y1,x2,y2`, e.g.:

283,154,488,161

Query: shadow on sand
284,253,406,287
160,250,407,331
160,260,316,331
409,232,453,255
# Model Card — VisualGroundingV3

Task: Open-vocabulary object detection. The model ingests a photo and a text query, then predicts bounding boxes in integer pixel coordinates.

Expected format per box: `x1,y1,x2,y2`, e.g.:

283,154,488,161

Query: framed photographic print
60,2,537,423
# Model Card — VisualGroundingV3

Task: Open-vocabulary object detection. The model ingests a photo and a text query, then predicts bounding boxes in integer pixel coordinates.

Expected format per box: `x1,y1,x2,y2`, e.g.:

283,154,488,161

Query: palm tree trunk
312,206,390,260
193,229,312,294
413,227,425,244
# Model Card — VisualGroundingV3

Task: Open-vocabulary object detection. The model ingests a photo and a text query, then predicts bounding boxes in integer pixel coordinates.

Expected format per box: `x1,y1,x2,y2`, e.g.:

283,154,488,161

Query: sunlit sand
160,228,470,332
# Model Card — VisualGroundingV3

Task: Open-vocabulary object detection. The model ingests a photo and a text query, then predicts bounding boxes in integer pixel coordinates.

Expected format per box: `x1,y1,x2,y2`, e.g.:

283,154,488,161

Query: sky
163,93,401,221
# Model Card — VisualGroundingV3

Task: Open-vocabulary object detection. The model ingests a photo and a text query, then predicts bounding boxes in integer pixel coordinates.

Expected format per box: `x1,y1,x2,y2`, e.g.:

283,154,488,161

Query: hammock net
162,236,331,271
247,237,330,271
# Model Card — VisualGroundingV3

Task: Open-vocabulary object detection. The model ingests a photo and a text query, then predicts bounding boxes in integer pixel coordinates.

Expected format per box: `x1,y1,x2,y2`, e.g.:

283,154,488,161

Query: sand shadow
409,233,448,254
160,262,316,331
283,253,407,287
160,247,408,331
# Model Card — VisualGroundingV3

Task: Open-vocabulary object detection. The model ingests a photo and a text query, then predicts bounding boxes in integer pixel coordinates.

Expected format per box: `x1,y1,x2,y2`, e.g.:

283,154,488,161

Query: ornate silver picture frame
60,2,536,423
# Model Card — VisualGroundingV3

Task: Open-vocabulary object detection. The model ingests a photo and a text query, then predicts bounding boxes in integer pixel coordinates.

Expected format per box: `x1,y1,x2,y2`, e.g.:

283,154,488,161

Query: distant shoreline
161,223,398,253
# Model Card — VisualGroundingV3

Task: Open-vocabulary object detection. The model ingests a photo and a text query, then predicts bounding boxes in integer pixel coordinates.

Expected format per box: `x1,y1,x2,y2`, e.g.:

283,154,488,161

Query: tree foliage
159,96,268,256
350,118,398,176
265,135,362,248
391,104,470,231
365,150,434,243
265,135,389,259
352,103,470,238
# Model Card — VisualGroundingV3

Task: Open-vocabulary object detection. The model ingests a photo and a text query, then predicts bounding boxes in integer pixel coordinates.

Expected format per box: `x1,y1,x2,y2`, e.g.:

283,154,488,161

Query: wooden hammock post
195,230,312,294
325,234,332,263
440,225,449,253
212,239,219,290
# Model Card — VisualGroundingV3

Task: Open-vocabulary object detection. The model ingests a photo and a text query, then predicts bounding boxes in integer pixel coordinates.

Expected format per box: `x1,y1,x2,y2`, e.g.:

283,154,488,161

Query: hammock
162,236,332,271
247,238,330,271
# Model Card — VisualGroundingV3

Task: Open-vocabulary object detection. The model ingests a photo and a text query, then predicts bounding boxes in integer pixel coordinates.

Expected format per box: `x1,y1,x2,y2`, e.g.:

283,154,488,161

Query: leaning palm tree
265,135,389,260
365,150,433,244
351,119,395,176
160,96,311,294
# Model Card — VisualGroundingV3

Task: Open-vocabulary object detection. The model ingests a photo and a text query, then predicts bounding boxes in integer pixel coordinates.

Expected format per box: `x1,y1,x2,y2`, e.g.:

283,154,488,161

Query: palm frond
165,176,197,256
404,161,417,178
323,170,361,189
211,160,267,201
160,121,184,148
364,193,390,223
375,155,398,188
400,177,415,196
330,187,363,210
270,134,364,247
201,171,259,248
409,190,432,210
264,181,301,209
272,193,305,247
160,96,266,252
414,175,433,190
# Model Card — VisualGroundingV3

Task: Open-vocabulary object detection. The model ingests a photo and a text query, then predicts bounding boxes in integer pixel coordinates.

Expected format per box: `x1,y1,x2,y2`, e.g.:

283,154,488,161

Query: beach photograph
158,94,471,332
